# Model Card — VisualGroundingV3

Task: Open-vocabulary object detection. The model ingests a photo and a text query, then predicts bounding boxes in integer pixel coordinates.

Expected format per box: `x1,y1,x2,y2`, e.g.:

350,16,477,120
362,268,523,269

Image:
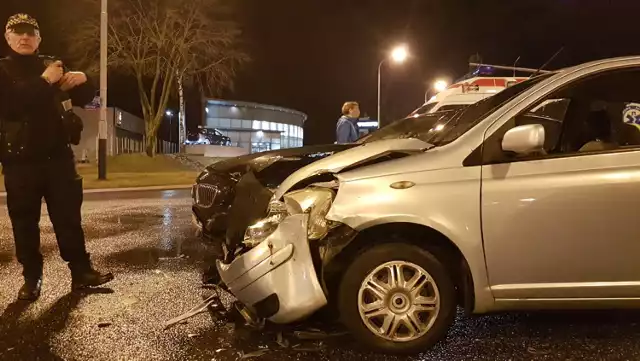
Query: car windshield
358,73,554,146
358,111,456,144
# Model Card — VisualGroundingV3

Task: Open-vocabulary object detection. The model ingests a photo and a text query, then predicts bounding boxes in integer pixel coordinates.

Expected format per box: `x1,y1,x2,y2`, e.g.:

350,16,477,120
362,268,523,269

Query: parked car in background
187,127,231,146
213,56,640,354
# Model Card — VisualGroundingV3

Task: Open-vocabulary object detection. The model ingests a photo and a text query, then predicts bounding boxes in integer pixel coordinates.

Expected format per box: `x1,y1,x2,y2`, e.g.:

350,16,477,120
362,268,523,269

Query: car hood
205,144,357,174
274,138,432,199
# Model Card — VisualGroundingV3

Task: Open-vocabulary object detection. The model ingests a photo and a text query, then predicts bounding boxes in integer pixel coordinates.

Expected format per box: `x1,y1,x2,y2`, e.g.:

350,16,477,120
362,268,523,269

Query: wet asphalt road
1,190,640,360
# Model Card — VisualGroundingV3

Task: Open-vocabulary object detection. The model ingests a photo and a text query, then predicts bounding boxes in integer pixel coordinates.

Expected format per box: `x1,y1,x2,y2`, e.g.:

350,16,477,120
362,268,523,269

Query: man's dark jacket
0,50,94,165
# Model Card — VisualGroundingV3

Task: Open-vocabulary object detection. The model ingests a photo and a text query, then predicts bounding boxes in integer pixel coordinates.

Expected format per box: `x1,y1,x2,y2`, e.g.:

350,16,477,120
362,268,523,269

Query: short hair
341,101,359,115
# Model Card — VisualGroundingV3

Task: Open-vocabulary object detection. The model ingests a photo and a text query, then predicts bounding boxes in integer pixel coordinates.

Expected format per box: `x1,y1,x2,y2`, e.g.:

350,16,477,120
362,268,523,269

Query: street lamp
166,110,174,143
378,45,409,128
98,0,108,179
434,79,448,93
425,79,449,102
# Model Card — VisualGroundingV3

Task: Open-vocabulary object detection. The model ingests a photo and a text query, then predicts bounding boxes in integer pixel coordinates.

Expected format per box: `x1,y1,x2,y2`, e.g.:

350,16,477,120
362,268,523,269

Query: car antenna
530,47,564,78
512,56,521,77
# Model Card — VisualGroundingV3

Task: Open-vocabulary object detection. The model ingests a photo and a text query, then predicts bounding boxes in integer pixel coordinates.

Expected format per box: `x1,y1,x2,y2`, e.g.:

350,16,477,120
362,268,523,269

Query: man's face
5,26,41,55
349,105,361,118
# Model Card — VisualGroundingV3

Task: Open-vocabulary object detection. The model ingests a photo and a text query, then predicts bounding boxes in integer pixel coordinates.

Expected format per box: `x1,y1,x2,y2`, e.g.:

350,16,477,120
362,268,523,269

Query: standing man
0,14,113,301
336,101,361,144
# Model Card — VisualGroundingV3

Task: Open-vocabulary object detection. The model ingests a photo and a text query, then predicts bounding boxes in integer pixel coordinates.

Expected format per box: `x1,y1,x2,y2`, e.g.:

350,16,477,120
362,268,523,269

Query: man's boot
70,261,114,291
18,277,42,301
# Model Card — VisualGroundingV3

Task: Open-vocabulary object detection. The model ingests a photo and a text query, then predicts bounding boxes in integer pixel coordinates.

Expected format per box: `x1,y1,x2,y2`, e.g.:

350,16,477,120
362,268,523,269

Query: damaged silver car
209,57,640,354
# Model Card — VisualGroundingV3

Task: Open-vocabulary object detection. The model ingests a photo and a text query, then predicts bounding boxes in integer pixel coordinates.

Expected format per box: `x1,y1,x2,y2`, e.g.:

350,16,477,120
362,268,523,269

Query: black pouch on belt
55,91,84,146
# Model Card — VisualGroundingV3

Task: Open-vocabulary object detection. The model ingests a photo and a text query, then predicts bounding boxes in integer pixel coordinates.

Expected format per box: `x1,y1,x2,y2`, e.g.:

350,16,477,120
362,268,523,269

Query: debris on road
293,329,349,340
163,294,224,330
527,346,551,355
97,322,112,328
239,349,268,359
292,344,322,353
276,332,289,348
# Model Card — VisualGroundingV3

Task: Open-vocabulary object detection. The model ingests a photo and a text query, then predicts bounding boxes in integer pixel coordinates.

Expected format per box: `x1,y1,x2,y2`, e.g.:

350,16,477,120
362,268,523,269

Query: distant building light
358,121,379,128
257,130,264,138
166,110,173,116
205,108,209,113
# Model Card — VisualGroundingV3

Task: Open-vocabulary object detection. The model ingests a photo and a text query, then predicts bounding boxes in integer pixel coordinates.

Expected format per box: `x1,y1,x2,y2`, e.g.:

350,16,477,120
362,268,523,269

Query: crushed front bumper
216,214,327,324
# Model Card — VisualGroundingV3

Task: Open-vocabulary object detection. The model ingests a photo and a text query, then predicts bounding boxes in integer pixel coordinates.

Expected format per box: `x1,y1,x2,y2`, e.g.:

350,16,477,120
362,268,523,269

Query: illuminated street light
425,79,449,103
378,44,410,128
391,46,409,63
434,79,448,93
166,110,173,116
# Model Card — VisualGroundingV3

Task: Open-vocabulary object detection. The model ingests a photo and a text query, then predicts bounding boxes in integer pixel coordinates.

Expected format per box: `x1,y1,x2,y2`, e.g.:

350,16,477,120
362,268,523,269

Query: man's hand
59,71,88,92
41,61,64,84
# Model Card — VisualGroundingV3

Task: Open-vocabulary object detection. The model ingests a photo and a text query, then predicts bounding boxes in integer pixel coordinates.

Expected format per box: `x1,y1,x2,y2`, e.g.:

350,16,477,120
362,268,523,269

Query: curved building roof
206,98,307,123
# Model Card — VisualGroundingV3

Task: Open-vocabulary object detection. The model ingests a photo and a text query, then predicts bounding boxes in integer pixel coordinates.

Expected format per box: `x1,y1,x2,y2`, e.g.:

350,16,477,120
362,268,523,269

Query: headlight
243,213,285,248
283,187,334,240
245,187,335,248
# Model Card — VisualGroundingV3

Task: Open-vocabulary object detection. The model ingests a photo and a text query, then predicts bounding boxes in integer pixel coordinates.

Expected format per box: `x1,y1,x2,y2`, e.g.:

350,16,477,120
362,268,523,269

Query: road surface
0,190,639,360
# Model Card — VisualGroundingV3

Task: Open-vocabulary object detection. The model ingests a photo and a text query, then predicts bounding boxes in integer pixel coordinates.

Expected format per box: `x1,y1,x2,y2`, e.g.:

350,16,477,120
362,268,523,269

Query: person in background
336,101,361,144
0,13,113,301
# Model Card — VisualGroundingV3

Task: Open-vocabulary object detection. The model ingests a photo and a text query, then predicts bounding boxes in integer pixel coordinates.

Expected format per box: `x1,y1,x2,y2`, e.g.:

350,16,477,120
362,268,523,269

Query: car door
480,67,640,302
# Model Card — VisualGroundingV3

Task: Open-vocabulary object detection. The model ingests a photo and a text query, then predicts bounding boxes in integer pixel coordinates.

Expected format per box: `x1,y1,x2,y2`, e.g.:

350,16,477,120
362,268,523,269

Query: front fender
324,166,495,313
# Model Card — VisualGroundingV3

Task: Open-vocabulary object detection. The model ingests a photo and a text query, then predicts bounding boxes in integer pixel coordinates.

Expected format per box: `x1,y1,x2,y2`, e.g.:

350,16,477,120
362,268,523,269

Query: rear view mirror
502,124,545,156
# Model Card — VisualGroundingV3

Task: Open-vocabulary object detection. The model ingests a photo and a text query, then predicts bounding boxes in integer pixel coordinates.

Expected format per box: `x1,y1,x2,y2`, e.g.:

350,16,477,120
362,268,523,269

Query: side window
482,67,640,164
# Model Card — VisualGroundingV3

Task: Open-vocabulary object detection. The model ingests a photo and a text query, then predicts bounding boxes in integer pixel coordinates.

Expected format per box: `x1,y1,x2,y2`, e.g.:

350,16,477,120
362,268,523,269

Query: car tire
338,242,456,354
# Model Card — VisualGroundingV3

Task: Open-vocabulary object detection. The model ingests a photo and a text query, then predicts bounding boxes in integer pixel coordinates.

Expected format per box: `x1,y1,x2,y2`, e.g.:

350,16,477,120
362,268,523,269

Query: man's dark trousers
3,155,90,280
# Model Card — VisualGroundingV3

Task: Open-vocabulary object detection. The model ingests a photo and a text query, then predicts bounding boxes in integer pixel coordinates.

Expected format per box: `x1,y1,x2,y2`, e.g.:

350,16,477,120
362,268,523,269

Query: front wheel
338,242,456,354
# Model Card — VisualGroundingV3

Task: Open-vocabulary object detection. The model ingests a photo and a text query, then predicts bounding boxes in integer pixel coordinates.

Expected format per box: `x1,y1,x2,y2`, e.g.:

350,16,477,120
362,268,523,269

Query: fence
113,133,179,155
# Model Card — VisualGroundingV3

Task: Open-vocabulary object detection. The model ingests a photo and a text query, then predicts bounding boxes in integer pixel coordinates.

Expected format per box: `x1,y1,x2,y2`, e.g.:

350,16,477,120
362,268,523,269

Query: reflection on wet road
1,190,640,360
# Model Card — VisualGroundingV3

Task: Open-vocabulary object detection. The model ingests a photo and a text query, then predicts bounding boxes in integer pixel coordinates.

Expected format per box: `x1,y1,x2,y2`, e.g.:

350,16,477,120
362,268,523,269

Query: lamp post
98,0,108,180
166,110,174,143
377,45,408,128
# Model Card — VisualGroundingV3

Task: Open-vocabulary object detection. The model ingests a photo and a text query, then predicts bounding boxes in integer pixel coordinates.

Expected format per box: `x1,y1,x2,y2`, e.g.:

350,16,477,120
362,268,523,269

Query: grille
194,184,220,208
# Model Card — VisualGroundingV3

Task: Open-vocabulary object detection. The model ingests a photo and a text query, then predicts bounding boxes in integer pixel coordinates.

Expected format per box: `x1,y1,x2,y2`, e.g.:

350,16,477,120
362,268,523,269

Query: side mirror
501,124,546,156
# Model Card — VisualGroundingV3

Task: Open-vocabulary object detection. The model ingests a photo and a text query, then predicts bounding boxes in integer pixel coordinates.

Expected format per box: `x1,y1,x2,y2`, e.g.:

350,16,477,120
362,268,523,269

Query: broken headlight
283,187,335,240
243,213,285,248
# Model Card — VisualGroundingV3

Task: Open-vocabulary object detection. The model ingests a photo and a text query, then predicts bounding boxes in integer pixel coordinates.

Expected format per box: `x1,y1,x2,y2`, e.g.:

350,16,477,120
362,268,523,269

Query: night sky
2,0,640,144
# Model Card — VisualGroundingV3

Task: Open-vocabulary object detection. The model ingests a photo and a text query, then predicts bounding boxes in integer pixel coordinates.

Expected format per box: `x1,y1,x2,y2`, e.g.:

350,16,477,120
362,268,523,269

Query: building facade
72,107,178,161
204,99,306,153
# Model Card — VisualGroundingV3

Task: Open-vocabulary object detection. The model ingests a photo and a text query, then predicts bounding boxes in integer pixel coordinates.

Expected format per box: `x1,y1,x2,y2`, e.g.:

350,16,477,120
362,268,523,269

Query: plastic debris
527,346,550,355
97,322,112,328
293,330,328,340
163,294,223,330
239,349,268,359
276,332,289,348
293,329,348,340
292,344,322,352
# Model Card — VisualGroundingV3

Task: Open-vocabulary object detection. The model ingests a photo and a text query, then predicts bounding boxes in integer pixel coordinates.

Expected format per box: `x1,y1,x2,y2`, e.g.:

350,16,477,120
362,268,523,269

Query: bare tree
63,0,248,156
